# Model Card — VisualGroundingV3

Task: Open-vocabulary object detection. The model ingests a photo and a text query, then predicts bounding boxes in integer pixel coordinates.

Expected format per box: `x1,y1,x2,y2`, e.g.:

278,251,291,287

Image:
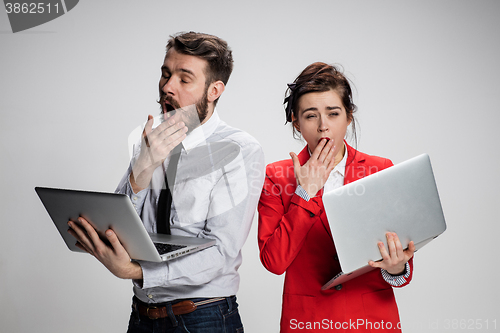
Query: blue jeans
127,296,244,333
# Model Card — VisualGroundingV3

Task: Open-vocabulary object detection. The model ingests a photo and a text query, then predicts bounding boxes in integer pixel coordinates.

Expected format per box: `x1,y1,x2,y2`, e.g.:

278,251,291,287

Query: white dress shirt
116,110,265,303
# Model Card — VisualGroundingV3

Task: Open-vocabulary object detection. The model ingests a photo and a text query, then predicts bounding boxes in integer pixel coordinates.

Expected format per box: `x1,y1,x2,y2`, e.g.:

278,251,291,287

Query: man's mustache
160,95,181,111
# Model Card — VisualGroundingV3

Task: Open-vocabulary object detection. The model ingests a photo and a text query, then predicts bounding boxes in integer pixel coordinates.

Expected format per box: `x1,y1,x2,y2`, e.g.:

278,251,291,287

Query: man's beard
195,89,209,127
161,89,209,133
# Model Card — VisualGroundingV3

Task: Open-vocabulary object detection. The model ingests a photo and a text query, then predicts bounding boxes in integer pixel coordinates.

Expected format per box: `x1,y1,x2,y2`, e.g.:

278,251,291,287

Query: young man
68,31,265,332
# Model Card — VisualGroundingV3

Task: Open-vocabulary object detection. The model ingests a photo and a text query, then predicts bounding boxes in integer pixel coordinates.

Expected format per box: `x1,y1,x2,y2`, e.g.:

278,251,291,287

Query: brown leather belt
135,297,226,320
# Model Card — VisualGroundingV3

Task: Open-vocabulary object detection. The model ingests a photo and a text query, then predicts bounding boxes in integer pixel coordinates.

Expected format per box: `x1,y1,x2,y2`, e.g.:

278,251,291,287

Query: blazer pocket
361,288,401,332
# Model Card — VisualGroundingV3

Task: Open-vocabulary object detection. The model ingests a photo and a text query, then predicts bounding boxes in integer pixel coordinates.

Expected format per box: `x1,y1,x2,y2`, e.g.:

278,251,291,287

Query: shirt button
333,255,339,261
147,294,153,299
133,197,138,201
309,212,315,217
335,284,343,291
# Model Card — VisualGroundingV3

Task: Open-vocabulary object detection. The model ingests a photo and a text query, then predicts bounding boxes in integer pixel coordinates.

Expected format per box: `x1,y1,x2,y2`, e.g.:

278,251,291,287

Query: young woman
258,62,415,332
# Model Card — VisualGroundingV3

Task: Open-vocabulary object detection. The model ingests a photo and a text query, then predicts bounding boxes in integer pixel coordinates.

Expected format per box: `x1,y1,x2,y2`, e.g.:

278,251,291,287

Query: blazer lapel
344,143,366,184
297,146,310,166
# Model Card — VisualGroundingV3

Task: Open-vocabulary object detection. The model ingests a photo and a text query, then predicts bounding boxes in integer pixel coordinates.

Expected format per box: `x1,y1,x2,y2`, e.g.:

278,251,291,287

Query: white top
116,110,265,303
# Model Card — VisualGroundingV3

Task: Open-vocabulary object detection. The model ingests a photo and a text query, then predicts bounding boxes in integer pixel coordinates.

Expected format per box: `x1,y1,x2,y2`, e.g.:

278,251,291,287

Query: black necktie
156,144,182,234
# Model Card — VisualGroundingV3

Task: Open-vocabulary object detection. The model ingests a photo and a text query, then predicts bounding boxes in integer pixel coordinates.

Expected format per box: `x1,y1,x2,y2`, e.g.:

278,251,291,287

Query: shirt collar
181,109,220,152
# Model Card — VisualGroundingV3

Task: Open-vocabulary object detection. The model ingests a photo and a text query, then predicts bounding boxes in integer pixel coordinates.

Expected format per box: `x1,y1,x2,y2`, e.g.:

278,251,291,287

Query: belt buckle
146,306,160,320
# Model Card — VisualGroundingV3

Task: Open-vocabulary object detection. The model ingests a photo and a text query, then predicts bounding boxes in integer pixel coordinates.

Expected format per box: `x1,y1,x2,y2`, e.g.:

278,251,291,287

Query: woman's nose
318,117,328,132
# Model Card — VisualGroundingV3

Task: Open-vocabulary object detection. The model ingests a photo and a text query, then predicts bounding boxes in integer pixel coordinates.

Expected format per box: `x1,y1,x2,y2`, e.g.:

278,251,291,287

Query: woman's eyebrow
302,107,318,113
302,106,341,113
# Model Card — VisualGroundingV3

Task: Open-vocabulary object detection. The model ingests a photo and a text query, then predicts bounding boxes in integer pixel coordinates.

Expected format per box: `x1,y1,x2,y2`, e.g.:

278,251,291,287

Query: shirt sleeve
380,261,411,286
115,165,149,216
295,184,311,202
258,165,324,275
137,141,265,289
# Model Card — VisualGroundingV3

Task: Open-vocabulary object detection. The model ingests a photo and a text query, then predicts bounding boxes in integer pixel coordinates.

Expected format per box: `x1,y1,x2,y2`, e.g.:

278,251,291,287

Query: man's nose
162,77,176,95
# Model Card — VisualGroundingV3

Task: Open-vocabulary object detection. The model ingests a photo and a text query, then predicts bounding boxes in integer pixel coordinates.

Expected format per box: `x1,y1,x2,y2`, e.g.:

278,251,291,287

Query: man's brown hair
167,31,234,89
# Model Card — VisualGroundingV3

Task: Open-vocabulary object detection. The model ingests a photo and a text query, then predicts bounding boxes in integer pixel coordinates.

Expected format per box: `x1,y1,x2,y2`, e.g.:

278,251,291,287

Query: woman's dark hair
284,62,357,143
167,31,233,105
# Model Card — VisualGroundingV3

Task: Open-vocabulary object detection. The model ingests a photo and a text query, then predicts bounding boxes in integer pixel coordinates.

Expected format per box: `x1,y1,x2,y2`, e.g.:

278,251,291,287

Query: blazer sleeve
257,163,323,275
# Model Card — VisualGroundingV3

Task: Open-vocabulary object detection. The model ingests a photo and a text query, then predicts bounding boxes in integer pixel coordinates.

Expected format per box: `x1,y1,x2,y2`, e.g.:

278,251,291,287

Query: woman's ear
207,80,225,103
292,114,301,132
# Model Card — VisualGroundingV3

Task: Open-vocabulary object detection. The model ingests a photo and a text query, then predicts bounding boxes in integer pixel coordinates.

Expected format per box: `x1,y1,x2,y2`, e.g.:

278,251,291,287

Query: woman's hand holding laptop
368,232,415,275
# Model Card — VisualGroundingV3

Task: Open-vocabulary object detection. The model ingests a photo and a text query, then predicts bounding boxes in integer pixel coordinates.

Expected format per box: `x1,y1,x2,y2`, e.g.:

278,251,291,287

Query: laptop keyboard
154,243,187,255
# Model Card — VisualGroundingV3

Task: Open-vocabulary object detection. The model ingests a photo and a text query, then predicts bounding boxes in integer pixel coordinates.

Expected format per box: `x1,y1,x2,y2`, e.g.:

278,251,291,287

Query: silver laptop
35,187,215,262
321,153,446,290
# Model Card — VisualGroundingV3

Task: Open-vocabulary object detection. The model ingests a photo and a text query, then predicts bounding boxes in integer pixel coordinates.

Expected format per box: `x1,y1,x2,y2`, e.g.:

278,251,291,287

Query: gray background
1,1,499,332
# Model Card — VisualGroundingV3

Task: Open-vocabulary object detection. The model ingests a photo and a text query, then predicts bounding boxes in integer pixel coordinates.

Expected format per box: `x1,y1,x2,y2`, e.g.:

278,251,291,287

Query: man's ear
292,114,301,132
207,80,225,103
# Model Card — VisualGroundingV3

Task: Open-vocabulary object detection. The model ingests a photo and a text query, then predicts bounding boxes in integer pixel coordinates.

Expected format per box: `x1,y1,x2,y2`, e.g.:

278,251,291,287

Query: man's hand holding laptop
67,217,143,280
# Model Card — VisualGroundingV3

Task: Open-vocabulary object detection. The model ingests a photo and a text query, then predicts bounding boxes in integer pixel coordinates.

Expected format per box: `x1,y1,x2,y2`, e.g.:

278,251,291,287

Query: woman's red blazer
258,143,413,332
